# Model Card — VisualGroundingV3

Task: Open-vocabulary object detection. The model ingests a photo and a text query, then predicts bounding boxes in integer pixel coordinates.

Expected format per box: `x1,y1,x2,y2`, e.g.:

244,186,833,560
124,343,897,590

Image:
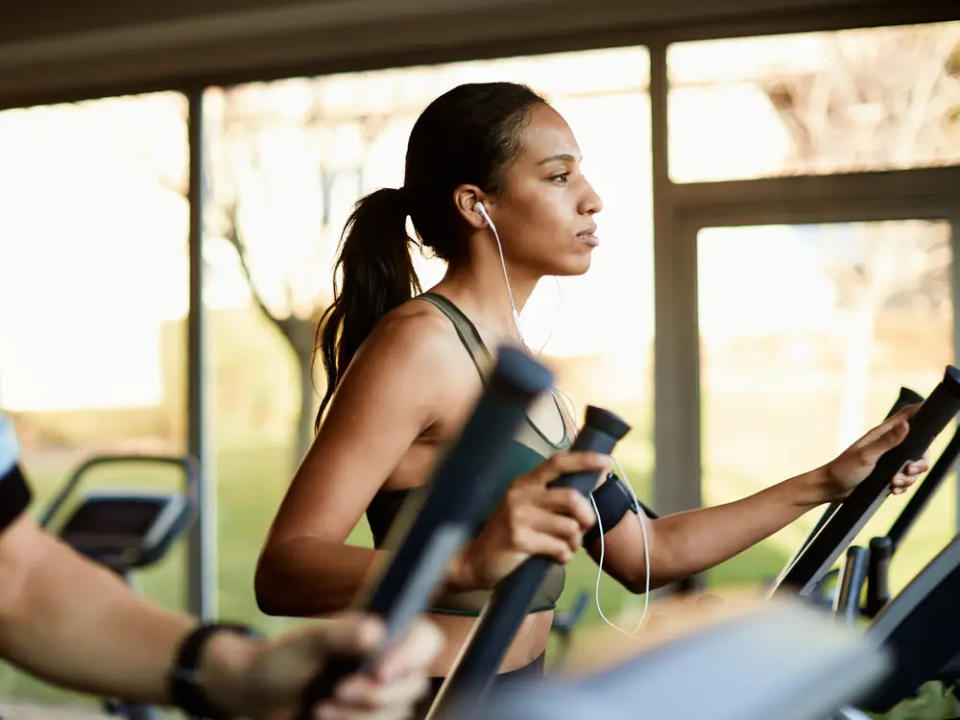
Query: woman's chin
553,256,592,276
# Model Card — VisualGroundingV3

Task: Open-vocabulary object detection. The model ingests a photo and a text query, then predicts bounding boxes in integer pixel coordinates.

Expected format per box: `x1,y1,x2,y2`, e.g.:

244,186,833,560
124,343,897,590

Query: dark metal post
187,87,216,620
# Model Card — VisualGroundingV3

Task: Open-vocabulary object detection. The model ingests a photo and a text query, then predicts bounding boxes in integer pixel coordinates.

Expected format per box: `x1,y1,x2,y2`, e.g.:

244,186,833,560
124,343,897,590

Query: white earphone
474,201,523,330
474,198,652,637
475,200,491,226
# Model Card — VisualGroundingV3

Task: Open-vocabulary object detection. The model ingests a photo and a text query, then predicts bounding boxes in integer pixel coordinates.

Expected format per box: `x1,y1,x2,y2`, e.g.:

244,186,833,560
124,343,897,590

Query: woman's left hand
821,404,929,503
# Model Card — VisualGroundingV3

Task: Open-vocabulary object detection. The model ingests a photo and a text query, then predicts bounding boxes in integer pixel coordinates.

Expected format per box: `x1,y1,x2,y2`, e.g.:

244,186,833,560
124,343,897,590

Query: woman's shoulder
351,298,468,375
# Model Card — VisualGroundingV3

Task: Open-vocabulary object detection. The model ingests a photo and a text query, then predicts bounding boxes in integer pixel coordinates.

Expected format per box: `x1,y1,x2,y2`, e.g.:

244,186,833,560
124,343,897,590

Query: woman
256,82,924,709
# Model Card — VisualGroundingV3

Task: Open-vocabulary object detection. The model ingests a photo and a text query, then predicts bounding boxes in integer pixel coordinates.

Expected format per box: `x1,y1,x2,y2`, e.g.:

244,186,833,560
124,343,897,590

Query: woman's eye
551,173,570,184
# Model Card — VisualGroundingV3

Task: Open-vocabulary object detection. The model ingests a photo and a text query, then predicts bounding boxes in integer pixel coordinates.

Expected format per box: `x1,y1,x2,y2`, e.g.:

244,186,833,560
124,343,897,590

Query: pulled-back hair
315,82,545,426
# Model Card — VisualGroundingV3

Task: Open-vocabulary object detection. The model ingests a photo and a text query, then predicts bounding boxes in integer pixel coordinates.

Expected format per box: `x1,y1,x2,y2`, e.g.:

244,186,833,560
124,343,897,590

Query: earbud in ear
475,201,490,227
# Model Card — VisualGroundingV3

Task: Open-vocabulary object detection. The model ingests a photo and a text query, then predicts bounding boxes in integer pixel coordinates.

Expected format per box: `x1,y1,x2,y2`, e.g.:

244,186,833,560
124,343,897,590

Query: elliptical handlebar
774,367,960,597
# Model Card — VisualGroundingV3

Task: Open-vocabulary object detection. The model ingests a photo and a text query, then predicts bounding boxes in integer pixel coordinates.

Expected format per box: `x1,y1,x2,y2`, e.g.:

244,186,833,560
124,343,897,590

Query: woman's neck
431,252,540,344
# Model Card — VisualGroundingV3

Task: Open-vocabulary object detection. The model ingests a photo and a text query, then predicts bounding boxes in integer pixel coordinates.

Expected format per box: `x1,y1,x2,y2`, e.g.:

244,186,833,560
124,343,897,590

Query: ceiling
0,0,954,107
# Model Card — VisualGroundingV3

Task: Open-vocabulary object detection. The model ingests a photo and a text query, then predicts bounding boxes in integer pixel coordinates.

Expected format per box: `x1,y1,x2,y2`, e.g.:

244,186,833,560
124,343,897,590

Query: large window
0,92,189,703
203,46,654,631
669,21,960,182
698,219,954,590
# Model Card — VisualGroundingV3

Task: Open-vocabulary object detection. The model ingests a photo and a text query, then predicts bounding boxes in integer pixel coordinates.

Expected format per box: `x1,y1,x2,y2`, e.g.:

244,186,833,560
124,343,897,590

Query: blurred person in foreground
0,409,442,720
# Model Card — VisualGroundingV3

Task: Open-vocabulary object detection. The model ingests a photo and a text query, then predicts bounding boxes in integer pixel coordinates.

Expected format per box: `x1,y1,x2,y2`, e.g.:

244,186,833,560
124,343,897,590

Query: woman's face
487,103,603,277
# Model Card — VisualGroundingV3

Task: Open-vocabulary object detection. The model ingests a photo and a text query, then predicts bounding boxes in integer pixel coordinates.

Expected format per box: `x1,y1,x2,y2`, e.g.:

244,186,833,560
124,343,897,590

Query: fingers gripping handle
778,366,960,597
789,386,924,569
548,405,631,493
426,407,631,720
297,347,553,719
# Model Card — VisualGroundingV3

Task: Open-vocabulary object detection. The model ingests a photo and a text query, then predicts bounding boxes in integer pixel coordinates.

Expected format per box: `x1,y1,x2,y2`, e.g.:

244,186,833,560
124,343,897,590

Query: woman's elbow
254,547,345,616
254,554,286,615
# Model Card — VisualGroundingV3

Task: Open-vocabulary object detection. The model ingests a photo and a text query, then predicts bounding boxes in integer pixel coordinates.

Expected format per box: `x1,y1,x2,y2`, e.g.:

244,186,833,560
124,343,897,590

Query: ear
453,184,489,230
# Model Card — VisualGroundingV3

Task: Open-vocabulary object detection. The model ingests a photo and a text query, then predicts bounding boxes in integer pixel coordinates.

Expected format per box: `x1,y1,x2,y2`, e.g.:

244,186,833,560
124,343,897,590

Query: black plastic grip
297,347,552,719
887,425,960,552
834,545,869,624
426,406,631,720
787,387,923,572
776,367,960,597
864,535,893,618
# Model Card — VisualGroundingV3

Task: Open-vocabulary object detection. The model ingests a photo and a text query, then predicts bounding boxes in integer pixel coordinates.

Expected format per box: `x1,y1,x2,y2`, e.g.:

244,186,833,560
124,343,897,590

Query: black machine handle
39,454,200,529
786,387,923,576
864,535,893,618
887,424,960,552
297,347,553,718
775,367,960,597
834,545,870,625
861,425,960,618
426,406,631,720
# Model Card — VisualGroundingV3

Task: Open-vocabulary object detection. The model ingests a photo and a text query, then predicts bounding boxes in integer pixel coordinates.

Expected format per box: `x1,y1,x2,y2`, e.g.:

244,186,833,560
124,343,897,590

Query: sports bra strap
417,292,493,380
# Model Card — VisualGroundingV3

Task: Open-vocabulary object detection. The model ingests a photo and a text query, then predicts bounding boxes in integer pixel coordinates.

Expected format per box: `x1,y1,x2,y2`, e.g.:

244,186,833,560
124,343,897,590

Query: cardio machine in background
39,454,198,720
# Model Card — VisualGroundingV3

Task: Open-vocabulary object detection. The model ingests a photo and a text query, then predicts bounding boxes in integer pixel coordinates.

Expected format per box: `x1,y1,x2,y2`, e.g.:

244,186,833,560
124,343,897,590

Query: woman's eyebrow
536,153,579,166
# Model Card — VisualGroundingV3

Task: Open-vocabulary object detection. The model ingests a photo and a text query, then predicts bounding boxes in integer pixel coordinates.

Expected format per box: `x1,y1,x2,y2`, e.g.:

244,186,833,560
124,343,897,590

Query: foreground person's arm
0,513,442,719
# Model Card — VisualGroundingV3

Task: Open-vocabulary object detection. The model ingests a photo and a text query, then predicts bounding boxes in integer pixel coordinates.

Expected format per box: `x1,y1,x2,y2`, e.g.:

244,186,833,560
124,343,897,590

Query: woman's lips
576,226,599,247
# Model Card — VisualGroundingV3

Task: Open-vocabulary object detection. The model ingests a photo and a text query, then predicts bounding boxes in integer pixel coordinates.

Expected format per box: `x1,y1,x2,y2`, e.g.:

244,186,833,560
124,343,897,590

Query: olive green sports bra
365,291,571,616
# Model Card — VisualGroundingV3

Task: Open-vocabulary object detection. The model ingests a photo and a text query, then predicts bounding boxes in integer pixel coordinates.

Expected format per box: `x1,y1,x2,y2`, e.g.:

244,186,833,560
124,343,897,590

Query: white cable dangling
476,203,524,342
557,388,651,637
477,202,651,635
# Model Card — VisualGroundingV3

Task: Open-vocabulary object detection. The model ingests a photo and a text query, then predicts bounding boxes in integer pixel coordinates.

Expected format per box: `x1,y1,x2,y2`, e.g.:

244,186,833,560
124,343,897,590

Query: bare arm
256,311,456,616
0,513,194,702
0,514,442,718
592,406,927,592
256,306,608,616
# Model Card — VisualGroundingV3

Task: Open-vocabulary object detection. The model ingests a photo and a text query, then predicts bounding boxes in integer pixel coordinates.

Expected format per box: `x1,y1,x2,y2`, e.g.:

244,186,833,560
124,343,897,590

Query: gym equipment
857,534,960,713
40,454,198,720
427,406,630,720
773,366,960,597
297,346,553,718
472,604,888,720
789,388,922,567
863,423,960,617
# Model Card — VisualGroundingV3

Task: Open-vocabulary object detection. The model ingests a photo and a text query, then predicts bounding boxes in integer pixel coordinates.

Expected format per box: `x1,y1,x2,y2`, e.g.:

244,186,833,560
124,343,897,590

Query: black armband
584,474,657,546
0,464,31,534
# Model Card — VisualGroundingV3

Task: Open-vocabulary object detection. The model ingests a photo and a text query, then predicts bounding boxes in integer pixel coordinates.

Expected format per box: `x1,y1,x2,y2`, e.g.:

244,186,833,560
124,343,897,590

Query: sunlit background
1,18,959,711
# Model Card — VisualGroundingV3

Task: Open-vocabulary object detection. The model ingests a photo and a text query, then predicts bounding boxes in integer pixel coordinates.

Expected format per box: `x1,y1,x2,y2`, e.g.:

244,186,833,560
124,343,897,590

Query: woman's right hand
449,452,611,590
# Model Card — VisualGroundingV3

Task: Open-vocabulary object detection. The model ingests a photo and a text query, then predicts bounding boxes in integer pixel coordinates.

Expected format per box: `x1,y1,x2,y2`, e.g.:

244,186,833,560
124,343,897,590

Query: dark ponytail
315,187,420,427
315,82,545,427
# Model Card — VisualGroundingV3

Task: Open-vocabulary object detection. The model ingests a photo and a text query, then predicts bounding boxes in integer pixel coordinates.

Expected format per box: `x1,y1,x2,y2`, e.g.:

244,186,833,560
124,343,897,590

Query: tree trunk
295,351,316,466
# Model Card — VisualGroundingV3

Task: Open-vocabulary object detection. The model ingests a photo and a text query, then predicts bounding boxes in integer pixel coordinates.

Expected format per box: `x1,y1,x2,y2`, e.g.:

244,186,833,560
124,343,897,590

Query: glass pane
669,22,960,182
204,46,653,633
698,219,954,593
0,93,189,705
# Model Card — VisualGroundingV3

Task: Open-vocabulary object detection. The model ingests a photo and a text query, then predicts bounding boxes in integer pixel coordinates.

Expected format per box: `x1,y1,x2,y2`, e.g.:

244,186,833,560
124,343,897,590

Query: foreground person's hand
206,614,443,720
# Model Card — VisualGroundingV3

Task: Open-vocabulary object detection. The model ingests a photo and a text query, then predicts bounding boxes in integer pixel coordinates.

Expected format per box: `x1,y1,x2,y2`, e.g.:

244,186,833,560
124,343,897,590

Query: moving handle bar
785,387,924,577
865,419,960,616
774,366,960,597
427,406,631,720
297,346,553,718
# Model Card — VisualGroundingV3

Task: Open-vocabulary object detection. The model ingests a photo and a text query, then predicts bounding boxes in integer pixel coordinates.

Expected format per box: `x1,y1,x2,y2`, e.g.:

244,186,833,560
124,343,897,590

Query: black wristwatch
168,622,257,719
0,464,31,534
